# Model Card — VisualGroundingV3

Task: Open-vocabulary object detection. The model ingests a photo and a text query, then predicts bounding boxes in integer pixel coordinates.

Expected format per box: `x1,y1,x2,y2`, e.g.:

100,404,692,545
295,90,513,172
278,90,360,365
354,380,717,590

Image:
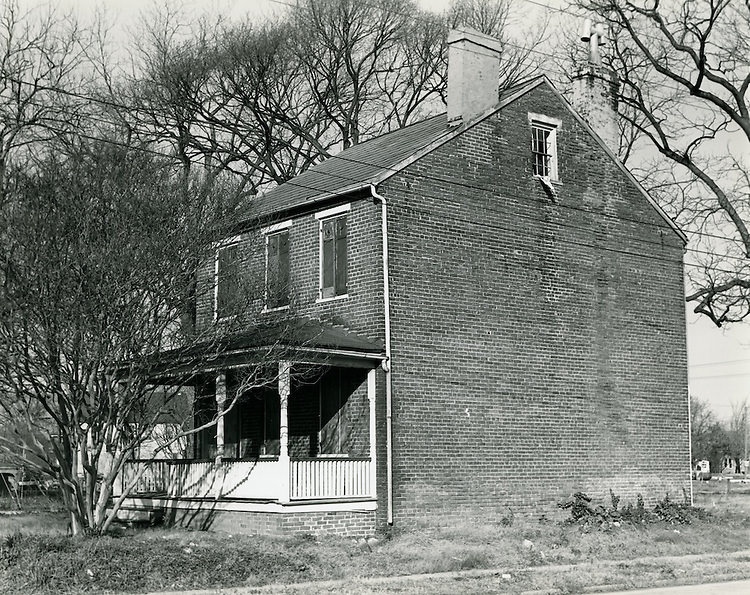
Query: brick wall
165,506,376,537
188,80,689,532
194,200,385,344
381,82,690,524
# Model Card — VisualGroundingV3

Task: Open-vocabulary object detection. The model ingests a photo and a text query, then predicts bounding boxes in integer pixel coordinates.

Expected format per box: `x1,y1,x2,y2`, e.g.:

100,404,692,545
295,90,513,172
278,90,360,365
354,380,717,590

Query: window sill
533,174,562,185
316,294,349,304
262,305,290,314
214,313,238,323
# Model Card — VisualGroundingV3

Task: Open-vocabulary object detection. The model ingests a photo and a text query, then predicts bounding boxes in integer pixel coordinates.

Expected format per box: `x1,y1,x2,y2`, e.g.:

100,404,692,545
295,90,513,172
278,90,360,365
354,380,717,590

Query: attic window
529,115,560,181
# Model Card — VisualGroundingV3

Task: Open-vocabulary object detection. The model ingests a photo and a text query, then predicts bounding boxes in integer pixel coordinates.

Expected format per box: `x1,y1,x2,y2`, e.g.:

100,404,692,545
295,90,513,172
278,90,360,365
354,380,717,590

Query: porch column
215,372,226,463
278,360,291,503
368,368,377,497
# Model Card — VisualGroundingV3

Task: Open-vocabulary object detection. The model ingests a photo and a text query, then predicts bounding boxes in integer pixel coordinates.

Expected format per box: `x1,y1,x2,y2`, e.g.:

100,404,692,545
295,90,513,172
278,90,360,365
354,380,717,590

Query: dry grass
0,484,748,594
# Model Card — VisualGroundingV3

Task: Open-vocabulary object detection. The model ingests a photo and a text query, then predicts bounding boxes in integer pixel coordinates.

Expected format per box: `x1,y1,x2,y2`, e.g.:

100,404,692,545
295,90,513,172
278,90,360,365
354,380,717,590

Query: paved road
602,579,750,594
147,577,750,595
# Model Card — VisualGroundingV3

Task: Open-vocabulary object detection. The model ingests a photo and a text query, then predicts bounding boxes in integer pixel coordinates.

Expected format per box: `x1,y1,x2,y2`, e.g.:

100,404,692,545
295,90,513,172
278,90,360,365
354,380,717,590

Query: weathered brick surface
165,507,376,537
187,81,689,532
380,83,690,524
194,200,385,344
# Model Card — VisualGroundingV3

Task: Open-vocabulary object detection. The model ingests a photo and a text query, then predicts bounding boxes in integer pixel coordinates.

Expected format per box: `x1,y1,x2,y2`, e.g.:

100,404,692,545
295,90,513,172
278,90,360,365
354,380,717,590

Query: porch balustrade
118,456,373,501
290,457,371,499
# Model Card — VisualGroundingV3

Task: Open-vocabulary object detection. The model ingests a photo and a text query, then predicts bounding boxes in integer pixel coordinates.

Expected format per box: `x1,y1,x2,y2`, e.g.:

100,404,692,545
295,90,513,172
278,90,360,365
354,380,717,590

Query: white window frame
528,113,562,182
213,235,243,322
316,204,350,303
263,223,292,313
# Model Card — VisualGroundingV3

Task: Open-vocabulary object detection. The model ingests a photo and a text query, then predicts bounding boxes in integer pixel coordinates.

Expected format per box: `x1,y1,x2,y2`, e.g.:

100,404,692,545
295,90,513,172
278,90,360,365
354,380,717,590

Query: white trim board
120,496,377,514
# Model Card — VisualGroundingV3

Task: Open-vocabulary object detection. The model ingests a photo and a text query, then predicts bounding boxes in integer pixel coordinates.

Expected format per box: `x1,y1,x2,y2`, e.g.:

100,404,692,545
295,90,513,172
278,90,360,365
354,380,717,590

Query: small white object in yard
501,573,512,580
189,542,198,547
86,569,94,578
613,521,621,527
184,547,193,554
366,537,380,547
673,529,680,534
522,539,534,550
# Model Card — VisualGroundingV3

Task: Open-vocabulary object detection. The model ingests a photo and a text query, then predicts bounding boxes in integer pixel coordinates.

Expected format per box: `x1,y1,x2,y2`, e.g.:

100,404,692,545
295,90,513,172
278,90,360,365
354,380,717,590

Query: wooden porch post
278,361,291,503
215,372,226,463
368,368,377,497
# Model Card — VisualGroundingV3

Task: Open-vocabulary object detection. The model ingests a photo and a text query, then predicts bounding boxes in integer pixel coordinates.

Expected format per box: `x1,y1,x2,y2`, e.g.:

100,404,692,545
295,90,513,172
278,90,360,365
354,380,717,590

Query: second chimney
447,26,503,126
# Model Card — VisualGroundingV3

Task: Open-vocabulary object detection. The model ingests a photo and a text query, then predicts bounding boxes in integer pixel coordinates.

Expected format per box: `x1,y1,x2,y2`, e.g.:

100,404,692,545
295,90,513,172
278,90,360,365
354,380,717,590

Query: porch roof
146,318,384,380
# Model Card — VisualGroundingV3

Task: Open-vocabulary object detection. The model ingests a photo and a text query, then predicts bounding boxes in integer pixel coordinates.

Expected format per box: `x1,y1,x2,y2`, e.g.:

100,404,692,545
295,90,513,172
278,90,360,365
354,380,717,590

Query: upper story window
215,241,243,320
265,229,290,310
316,204,350,300
529,114,561,180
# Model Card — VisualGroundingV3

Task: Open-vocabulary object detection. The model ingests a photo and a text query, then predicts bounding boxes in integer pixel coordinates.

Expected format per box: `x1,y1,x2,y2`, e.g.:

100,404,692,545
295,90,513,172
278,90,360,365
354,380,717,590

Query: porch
116,352,380,505
118,456,373,501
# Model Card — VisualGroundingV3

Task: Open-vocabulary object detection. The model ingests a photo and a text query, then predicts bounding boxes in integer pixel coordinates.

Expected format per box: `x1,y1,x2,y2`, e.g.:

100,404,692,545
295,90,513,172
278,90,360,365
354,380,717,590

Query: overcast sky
14,0,750,420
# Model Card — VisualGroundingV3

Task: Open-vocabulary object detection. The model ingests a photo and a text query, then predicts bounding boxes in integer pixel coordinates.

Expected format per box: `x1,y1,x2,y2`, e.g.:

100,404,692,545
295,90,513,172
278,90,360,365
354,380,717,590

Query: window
265,230,290,309
215,242,243,319
318,213,348,299
529,115,560,180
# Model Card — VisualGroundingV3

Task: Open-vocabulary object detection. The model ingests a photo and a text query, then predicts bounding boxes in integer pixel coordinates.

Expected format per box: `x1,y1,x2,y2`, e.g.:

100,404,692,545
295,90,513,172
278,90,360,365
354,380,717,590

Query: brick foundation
163,506,377,537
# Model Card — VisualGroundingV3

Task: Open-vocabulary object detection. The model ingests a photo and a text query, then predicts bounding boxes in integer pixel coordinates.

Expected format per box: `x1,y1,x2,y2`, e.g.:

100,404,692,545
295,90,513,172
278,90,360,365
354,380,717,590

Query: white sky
15,0,750,420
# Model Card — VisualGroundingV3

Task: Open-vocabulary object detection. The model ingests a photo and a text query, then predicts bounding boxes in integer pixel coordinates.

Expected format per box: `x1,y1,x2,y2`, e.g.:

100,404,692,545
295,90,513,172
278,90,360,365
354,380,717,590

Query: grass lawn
0,482,748,594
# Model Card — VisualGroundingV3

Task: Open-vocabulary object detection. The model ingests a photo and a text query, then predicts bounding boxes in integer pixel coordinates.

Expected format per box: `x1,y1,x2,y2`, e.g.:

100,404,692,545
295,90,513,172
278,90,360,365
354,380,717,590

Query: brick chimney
446,26,503,126
571,19,620,151
572,65,620,152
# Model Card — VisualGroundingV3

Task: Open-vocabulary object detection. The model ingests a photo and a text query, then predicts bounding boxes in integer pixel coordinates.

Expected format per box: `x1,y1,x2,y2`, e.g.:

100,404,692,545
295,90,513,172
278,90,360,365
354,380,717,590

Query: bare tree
574,0,749,326
0,0,99,198
728,398,749,467
0,136,251,535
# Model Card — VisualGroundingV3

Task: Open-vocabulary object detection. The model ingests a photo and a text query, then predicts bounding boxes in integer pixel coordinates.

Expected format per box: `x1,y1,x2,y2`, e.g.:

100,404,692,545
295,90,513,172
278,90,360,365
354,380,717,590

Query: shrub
558,492,711,530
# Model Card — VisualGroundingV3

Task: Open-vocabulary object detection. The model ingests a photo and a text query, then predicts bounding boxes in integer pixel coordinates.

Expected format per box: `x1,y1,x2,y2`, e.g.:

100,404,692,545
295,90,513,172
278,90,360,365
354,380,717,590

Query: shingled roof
242,77,546,222
233,74,685,243
146,317,384,379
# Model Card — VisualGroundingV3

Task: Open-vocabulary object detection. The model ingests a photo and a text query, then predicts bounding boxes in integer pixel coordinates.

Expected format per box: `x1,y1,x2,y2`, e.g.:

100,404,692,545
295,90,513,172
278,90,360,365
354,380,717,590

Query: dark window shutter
334,217,347,295
217,244,241,318
277,231,289,306
322,219,335,298
266,231,290,309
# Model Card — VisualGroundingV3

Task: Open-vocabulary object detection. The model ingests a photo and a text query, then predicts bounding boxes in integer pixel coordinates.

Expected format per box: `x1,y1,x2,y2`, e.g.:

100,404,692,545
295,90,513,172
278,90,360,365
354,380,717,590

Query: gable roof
242,77,544,222
240,75,685,243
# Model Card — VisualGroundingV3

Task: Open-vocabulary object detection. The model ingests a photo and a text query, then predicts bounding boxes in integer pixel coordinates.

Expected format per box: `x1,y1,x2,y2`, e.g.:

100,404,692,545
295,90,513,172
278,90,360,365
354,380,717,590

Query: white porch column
215,372,226,463
368,368,377,497
278,361,291,503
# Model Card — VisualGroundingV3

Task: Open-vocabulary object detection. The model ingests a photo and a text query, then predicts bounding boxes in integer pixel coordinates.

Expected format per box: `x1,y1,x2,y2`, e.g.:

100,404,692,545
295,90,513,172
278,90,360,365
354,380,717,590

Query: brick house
116,27,690,536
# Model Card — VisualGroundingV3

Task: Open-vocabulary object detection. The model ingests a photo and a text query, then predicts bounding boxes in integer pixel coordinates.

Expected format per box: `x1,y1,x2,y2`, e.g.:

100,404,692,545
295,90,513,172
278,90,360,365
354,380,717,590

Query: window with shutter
216,242,242,319
319,214,348,299
265,230,290,309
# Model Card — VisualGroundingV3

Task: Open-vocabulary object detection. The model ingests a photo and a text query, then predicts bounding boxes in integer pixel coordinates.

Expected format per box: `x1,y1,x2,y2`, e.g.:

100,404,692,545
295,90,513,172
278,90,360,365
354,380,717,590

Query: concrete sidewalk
140,549,750,595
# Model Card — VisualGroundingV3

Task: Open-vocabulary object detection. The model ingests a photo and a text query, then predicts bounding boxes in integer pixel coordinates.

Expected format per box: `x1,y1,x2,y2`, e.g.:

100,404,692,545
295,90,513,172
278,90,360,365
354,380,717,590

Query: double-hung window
316,204,349,300
265,229,290,310
215,241,243,320
529,116,559,180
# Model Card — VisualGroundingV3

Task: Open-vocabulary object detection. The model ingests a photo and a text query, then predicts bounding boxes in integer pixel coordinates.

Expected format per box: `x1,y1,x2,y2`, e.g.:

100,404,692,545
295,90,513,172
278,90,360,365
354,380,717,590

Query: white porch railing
118,459,284,500
290,458,371,500
118,457,373,501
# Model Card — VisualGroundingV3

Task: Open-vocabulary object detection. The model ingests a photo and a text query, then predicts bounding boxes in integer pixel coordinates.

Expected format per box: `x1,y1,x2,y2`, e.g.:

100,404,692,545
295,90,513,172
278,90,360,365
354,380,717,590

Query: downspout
370,184,394,526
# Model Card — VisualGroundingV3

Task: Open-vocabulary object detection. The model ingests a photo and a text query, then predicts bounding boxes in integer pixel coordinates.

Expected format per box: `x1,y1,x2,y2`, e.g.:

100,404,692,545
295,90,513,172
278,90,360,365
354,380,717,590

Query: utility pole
745,402,748,473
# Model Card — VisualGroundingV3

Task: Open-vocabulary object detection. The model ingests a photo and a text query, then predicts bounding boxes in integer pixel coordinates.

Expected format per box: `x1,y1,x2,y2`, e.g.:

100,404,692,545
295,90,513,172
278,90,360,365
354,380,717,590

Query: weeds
559,491,711,530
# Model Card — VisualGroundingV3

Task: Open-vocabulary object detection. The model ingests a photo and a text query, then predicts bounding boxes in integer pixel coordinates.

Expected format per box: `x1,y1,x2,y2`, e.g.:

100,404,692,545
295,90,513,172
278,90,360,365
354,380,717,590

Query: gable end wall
382,83,690,524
